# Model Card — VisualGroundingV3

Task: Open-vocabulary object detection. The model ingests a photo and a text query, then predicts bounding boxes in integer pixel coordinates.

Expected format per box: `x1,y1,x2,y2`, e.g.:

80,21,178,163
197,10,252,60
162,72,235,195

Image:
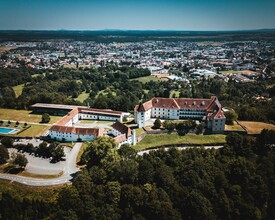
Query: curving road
0,143,82,186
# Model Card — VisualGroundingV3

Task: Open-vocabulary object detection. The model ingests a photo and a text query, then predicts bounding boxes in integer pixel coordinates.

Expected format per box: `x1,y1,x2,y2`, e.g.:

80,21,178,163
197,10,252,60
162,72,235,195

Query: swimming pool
0,127,18,134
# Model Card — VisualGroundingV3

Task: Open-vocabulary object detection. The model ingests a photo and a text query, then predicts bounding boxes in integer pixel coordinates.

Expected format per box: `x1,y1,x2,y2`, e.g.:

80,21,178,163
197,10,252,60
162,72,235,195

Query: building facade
108,121,136,146
134,96,226,133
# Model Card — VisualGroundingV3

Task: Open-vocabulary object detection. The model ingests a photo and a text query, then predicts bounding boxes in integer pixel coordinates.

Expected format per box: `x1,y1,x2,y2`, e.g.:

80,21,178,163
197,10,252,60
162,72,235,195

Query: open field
130,75,168,83
74,91,89,102
238,121,275,134
0,179,62,202
134,133,226,150
17,124,49,137
224,121,245,131
170,90,180,98
0,108,62,124
219,70,239,75
135,128,145,136
12,84,24,98
0,46,15,52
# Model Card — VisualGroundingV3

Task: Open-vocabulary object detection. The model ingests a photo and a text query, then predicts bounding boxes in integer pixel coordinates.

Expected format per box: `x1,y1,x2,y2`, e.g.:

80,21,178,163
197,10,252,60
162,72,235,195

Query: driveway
0,143,82,186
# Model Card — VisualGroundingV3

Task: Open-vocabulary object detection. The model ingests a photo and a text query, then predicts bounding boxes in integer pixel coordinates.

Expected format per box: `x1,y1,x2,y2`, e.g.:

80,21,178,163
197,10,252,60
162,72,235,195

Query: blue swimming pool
0,127,18,134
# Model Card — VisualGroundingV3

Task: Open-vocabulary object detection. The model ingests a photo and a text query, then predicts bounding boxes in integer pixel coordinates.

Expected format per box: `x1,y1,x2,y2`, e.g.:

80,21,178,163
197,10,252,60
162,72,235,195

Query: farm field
238,121,275,134
0,108,62,124
134,133,226,150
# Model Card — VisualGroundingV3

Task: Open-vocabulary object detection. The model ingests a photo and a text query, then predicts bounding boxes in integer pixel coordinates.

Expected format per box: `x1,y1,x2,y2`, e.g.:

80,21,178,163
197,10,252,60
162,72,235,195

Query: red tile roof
135,96,218,112
50,125,103,137
112,121,132,137
135,96,226,120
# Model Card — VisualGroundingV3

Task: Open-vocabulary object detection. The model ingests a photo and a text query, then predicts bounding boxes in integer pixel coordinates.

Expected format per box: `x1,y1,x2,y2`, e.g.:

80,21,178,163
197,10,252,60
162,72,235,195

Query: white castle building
134,96,226,133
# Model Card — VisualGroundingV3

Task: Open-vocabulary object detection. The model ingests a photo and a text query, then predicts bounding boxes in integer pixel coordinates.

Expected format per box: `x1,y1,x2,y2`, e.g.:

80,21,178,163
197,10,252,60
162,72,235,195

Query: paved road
138,145,224,156
0,143,82,186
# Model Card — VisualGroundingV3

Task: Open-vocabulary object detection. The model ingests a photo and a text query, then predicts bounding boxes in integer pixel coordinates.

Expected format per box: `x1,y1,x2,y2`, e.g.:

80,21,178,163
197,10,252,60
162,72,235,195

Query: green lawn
129,75,168,84
17,124,49,137
12,84,24,98
0,179,61,202
224,121,245,131
74,91,90,102
77,142,89,164
170,90,180,98
0,108,62,124
135,128,145,136
134,133,226,150
219,70,239,75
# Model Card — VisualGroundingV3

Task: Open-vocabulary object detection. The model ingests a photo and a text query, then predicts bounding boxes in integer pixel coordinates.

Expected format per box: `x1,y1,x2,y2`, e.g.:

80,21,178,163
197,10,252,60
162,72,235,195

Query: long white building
134,96,226,133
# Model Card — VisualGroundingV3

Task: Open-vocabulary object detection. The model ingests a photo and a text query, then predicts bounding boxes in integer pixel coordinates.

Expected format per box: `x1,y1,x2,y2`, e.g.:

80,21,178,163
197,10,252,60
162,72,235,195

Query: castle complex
134,96,226,133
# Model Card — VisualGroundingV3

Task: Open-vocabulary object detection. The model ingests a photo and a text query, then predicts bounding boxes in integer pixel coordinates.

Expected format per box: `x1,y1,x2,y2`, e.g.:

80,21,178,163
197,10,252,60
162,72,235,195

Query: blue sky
0,0,274,30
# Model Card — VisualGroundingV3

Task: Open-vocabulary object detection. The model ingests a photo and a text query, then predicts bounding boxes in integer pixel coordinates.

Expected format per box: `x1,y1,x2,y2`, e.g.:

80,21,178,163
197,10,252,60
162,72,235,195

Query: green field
130,75,168,83
134,133,226,150
0,108,62,124
224,121,245,131
239,121,275,134
219,70,239,75
12,84,24,98
170,90,180,98
0,179,61,202
17,124,49,137
135,128,145,136
74,91,90,102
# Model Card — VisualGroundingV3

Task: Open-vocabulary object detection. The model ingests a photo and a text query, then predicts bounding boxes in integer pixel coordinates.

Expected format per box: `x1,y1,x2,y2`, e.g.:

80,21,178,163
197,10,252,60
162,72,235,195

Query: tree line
0,130,274,219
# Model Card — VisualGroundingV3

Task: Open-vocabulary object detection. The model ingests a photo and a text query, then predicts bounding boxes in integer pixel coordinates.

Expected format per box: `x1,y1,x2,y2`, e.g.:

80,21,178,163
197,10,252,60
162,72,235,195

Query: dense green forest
0,66,275,122
0,130,274,219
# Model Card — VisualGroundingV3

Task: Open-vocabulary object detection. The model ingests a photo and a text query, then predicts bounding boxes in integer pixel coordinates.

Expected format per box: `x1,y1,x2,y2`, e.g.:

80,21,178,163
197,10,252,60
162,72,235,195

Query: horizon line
0,28,275,32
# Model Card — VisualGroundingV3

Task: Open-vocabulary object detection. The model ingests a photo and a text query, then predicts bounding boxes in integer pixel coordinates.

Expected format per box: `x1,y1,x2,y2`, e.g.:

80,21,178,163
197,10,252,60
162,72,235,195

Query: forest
0,65,275,123
0,130,274,219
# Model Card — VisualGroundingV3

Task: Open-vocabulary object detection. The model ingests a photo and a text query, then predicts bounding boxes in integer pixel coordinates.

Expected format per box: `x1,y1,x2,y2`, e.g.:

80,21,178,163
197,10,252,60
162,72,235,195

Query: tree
1,137,14,148
13,153,28,168
163,120,175,131
52,145,65,161
41,113,50,123
153,118,162,129
15,121,20,126
0,144,9,164
225,110,238,125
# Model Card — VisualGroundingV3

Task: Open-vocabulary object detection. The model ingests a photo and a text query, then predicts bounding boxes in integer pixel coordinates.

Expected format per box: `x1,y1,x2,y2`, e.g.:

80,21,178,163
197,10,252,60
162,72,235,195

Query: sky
0,0,275,31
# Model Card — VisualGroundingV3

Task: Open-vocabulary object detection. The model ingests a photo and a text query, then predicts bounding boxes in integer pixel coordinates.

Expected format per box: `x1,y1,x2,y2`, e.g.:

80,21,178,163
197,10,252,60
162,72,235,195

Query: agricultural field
0,108,62,124
134,133,226,150
238,121,275,134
